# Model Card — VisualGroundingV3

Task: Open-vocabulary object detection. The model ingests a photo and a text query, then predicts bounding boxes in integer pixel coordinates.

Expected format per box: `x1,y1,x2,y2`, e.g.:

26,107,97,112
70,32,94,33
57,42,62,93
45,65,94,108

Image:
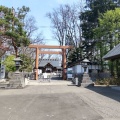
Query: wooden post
62,48,67,80
35,47,39,80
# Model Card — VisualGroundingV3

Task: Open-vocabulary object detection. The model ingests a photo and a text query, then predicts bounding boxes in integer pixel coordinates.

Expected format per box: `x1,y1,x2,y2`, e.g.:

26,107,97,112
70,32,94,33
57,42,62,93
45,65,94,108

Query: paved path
0,83,120,120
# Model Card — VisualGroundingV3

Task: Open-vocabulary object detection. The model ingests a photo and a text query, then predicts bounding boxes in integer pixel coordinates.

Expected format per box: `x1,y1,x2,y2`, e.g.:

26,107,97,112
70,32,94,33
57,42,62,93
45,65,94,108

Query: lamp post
81,58,94,87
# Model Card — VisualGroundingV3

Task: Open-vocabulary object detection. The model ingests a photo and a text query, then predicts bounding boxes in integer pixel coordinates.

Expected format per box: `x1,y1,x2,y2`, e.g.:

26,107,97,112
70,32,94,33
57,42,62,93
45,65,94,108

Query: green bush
95,78,120,86
2,55,16,72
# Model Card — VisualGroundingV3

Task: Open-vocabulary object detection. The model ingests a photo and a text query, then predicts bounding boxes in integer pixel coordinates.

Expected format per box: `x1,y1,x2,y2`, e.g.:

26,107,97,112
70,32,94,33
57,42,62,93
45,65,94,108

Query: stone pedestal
81,73,94,87
0,72,29,89
8,72,25,89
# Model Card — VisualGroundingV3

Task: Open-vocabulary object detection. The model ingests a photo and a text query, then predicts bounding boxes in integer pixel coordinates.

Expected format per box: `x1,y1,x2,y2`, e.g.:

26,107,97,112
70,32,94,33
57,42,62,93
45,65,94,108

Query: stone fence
72,72,111,83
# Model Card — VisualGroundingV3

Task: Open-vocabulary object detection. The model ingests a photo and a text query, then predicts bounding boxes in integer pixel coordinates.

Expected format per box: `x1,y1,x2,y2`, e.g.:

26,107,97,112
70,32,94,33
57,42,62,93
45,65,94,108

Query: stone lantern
81,58,94,87
8,57,26,88
14,57,23,72
81,58,90,73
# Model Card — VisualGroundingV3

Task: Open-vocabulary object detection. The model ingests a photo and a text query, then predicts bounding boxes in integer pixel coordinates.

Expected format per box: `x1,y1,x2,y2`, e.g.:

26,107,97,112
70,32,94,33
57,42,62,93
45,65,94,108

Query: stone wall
89,72,111,81
72,72,111,83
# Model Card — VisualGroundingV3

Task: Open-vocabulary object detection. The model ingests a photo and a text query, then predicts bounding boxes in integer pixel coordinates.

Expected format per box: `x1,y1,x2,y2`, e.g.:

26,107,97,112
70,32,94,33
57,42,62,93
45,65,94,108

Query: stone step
8,84,23,89
81,83,94,87
0,81,25,89
0,83,9,88
82,78,91,81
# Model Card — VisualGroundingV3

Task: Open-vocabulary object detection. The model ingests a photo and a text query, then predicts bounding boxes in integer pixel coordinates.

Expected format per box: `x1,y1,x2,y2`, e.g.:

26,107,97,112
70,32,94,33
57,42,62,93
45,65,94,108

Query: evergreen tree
94,8,120,76
79,0,119,71
0,6,30,57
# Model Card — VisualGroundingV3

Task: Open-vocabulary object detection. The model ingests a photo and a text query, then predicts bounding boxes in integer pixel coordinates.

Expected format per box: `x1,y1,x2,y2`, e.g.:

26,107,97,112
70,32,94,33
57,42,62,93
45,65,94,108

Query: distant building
67,61,101,76
38,59,62,73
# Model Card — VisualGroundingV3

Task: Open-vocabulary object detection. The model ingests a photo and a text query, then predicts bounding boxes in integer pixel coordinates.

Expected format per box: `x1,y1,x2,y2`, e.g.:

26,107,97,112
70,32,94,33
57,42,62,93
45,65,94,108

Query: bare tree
18,16,45,68
47,3,84,47
24,16,44,44
24,16,38,38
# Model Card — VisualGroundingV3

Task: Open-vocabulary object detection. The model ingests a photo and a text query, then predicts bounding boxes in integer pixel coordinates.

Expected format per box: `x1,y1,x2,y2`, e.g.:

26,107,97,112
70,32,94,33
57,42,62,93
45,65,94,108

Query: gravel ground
0,84,120,120
77,86,120,120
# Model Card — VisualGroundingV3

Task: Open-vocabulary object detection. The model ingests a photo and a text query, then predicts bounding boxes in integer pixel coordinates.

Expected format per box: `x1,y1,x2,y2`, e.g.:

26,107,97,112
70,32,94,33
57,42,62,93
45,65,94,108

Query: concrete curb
111,86,120,91
94,85,120,91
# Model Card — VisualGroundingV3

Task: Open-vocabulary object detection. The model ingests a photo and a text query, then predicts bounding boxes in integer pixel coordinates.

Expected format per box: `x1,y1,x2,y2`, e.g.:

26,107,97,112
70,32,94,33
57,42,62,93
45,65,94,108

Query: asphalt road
0,85,120,120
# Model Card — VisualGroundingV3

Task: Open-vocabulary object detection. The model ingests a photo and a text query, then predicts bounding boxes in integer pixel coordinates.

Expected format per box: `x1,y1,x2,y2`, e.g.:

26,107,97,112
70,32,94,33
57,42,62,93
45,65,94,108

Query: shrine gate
29,45,73,80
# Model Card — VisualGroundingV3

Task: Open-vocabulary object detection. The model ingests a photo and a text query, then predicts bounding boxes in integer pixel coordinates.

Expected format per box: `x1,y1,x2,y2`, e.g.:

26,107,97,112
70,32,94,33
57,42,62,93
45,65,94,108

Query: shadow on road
86,86,120,102
50,76,63,80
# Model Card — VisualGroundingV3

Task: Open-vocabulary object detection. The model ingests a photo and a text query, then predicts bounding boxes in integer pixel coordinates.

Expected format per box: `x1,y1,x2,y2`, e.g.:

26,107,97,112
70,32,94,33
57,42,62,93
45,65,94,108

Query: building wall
70,64,101,77
72,65,85,74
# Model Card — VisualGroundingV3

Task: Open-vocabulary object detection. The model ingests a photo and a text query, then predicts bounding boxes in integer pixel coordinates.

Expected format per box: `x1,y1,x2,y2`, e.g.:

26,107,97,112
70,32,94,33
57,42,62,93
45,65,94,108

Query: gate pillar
62,48,67,80
35,47,39,80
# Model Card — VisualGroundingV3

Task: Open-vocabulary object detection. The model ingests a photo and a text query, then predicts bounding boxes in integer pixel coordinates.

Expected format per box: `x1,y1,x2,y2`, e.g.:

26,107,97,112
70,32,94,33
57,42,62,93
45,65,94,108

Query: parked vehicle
67,69,73,79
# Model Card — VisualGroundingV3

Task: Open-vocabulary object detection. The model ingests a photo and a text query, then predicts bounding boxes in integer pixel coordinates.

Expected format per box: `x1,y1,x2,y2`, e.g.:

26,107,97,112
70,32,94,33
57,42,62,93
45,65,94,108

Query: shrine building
38,59,62,73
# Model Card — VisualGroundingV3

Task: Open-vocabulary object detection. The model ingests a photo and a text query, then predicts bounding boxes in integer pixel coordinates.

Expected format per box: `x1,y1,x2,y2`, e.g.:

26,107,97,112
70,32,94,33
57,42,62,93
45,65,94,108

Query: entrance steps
28,80,71,86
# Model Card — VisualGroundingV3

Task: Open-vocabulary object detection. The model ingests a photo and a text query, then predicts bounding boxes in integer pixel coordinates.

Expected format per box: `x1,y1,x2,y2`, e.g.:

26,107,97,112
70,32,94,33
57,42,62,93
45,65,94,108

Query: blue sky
0,0,78,45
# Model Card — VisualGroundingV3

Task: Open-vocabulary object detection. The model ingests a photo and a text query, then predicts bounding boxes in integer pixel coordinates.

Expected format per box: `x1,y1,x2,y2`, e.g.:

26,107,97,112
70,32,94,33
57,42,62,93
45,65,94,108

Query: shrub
95,78,120,86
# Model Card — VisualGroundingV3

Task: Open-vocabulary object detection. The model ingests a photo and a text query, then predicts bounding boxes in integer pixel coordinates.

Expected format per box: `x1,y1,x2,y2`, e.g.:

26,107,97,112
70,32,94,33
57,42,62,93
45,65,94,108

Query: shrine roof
103,43,120,60
39,59,62,68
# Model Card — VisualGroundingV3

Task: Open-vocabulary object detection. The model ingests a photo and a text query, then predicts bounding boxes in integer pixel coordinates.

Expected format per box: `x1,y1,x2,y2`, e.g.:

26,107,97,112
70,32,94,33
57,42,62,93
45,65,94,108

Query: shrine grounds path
0,81,120,120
